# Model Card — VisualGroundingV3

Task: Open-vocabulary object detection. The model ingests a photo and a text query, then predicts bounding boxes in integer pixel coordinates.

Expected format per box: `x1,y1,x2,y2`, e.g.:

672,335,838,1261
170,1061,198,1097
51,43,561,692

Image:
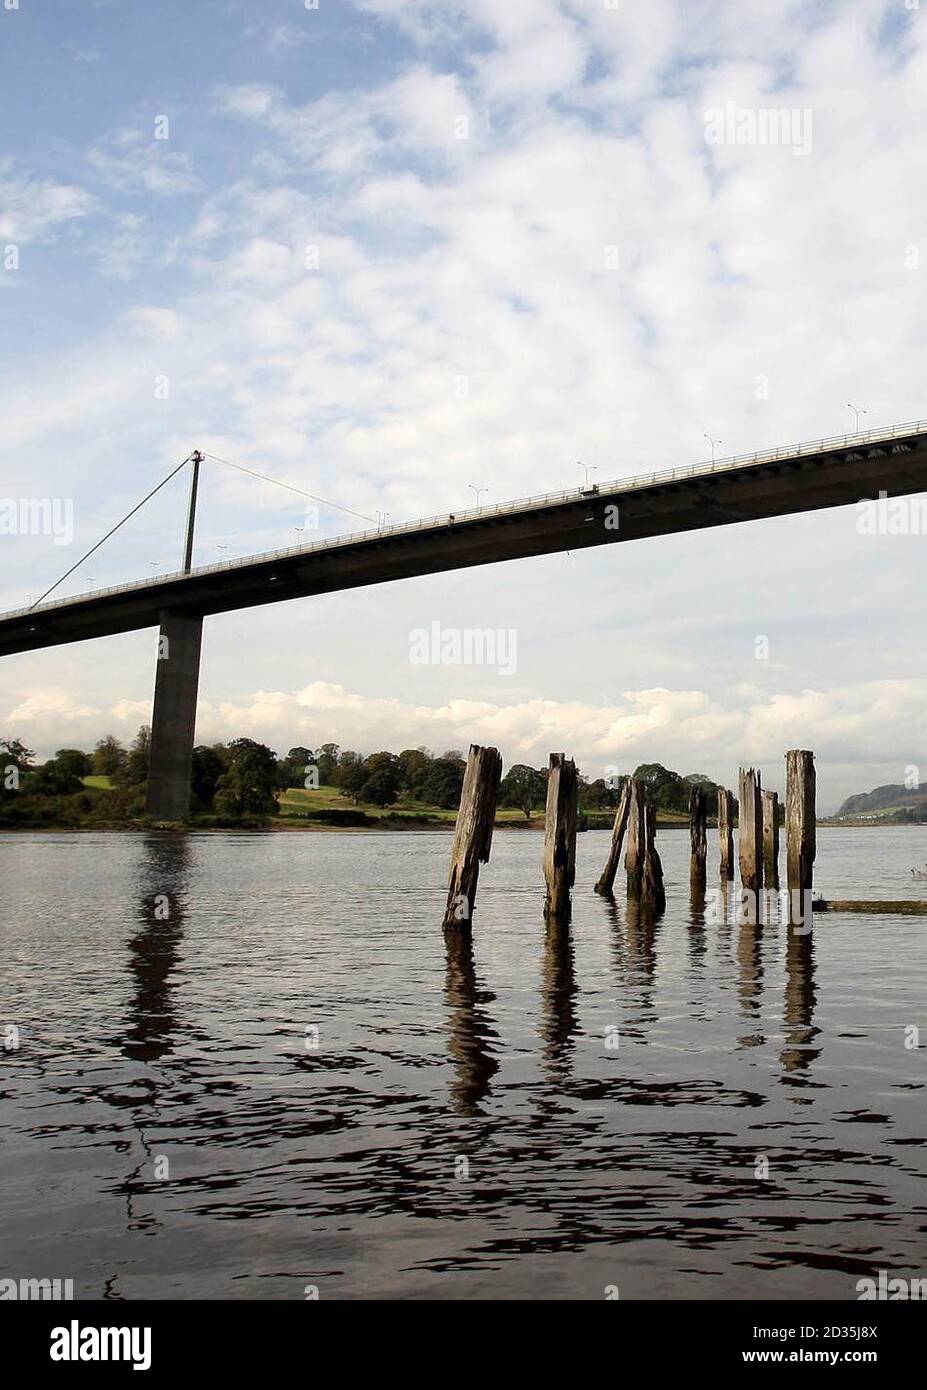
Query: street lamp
217,544,228,560
468,483,488,508
704,433,722,463
579,462,597,488
847,403,868,433
294,526,304,547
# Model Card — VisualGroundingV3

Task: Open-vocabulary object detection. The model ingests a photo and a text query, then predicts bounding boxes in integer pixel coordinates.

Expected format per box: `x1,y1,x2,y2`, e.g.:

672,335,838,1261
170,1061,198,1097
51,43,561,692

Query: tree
500,763,547,819
24,753,86,796
419,755,466,809
356,753,401,806
337,751,367,800
276,746,315,789
191,744,227,810
92,735,127,779
214,739,279,817
54,748,92,781
1,738,35,799
115,726,151,788
316,743,340,785
359,765,401,807
579,776,616,811
633,762,689,814
398,747,430,798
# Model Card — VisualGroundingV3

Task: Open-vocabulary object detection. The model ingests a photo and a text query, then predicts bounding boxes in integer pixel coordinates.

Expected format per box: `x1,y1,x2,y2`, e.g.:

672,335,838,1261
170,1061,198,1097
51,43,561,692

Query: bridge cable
28,454,194,610
203,452,377,525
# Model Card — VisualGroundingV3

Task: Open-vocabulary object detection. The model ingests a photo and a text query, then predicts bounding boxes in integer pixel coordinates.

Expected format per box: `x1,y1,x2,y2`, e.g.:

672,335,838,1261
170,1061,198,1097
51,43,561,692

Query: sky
1,0,926,812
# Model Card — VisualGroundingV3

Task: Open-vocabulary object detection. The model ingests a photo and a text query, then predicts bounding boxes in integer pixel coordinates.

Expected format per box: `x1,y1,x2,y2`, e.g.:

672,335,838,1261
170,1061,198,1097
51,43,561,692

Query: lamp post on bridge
847,403,868,434
704,433,722,463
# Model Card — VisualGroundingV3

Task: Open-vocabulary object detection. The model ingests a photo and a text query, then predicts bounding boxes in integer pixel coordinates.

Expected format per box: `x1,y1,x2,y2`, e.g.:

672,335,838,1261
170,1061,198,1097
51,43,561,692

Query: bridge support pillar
146,610,203,821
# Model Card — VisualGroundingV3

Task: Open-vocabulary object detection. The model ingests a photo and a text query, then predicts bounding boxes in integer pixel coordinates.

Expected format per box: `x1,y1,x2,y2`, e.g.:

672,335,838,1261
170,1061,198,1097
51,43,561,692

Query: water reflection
688,880,707,971
781,922,820,1077
3,828,920,1299
735,920,764,1036
540,918,577,1079
124,833,190,1063
624,896,661,980
443,929,499,1114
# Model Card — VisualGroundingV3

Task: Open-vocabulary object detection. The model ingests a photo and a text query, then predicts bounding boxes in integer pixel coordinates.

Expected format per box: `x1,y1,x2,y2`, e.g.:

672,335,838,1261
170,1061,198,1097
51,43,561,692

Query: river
2,826,925,1299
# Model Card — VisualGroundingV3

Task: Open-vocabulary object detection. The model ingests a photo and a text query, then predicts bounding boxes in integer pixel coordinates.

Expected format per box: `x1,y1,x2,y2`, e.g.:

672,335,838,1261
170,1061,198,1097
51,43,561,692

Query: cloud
219,66,478,174
3,0,927,817
5,690,99,725
87,130,200,196
187,677,927,812
126,306,186,340
0,167,95,243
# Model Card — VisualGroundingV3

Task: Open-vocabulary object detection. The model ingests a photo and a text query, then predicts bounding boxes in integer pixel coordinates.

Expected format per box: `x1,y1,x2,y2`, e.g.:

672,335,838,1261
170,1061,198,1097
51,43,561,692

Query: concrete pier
146,609,203,820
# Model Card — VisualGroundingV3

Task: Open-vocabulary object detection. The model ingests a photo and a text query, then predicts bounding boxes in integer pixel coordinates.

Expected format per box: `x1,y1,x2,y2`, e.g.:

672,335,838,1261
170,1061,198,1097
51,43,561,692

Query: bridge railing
6,416,927,621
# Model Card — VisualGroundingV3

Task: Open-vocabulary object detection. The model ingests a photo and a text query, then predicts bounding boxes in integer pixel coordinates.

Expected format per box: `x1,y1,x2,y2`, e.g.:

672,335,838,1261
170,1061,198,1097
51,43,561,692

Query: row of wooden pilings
443,746,816,930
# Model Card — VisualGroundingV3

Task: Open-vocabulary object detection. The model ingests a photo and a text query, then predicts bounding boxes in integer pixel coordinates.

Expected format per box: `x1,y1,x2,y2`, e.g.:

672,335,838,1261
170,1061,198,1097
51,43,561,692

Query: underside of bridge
2,423,926,819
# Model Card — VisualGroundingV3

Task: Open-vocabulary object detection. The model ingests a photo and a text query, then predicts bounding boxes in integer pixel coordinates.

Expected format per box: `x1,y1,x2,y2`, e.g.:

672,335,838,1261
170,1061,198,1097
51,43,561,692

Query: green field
278,784,538,823
74,776,690,829
278,785,692,828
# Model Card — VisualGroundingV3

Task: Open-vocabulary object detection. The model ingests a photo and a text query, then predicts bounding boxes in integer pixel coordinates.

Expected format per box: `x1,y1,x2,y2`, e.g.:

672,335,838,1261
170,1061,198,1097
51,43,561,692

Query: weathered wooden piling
717,787,735,880
543,753,578,921
594,779,631,895
786,750,816,901
642,801,666,914
813,898,927,915
762,789,780,889
624,778,646,898
689,786,708,896
738,767,764,897
443,743,502,930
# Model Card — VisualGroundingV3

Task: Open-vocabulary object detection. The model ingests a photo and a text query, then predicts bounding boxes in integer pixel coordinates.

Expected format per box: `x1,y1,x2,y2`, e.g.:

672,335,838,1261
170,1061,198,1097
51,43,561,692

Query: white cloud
3,0,927,816
0,168,95,243
87,131,200,197
127,306,185,340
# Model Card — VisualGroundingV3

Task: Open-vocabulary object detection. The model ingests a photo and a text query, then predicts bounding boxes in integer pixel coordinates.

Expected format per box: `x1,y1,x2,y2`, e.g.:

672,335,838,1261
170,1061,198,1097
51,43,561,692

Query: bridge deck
2,419,926,656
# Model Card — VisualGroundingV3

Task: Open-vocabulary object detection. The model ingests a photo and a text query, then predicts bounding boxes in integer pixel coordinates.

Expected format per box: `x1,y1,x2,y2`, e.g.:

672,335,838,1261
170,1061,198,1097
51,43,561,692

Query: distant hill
836,783,927,819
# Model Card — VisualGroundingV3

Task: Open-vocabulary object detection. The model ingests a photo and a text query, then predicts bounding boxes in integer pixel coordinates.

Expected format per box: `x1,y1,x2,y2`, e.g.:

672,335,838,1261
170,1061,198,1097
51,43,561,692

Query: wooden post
762,789,780,889
624,778,645,897
786,749,816,902
717,787,735,880
443,744,502,930
543,753,578,921
689,786,707,896
738,767,764,897
642,801,666,914
594,779,631,895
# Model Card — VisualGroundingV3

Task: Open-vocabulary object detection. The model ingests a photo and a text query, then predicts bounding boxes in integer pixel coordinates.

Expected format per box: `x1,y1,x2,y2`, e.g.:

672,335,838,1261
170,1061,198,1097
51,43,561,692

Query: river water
1,826,925,1300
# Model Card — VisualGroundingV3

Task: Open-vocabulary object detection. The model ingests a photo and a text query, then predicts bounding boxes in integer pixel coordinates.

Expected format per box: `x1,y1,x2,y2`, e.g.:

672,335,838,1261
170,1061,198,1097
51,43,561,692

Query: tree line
2,730,716,822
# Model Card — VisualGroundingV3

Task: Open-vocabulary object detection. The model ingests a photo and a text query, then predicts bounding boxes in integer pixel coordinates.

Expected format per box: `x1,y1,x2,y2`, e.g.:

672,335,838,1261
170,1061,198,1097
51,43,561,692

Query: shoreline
0,817,902,835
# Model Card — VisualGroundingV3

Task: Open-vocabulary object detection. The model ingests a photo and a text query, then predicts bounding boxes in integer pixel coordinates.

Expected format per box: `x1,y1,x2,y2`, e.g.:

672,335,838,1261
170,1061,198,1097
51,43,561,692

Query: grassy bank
0,777,696,833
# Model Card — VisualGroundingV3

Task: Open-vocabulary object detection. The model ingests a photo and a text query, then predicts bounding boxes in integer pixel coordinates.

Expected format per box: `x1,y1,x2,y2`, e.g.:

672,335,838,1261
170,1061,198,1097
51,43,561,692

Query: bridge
3,418,926,818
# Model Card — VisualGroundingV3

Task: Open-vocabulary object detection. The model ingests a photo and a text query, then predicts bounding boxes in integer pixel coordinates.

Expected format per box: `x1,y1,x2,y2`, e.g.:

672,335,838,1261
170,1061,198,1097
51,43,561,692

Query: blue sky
2,0,927,810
